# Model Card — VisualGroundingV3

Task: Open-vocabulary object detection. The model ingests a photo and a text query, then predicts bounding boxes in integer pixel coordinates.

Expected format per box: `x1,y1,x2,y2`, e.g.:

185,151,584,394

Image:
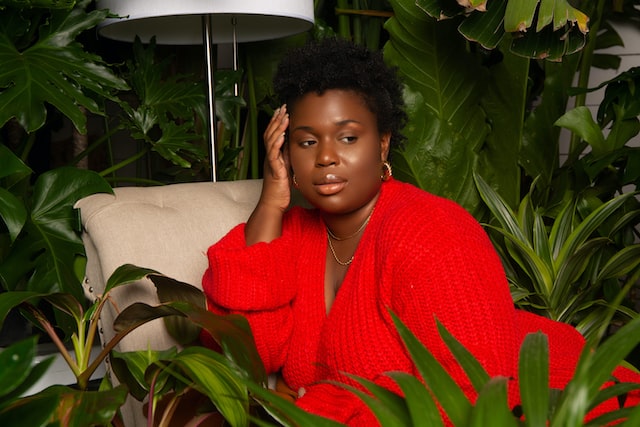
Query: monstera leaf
0,0,128,134
0,167,113,301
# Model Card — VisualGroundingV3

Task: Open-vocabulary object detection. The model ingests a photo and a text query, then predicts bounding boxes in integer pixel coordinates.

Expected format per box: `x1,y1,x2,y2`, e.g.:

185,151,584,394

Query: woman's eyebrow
291,119,361,133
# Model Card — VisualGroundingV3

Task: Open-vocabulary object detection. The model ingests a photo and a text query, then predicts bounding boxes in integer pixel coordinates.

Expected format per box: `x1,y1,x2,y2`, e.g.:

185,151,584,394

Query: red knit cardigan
202,178,639,425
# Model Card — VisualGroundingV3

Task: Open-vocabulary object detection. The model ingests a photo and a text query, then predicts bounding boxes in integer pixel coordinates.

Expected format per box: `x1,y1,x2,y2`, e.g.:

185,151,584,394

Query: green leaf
518,333,549,427
386,371,444,427
110,347,178,401
555,107,606,157
103,263,159,295
436,319,490,392
458,0,507,50
0,5,128,133
475,173,530,244
0,187,26,244
42,384,128,427
555,192,636,272
467,377,516,427
596,244,640,281
169,347,249,427
114,301,266,386
555,316,640,426
340,375,409,426
484,225,553,298
0,389,59,427
0,143,31,182
0,336,38,399
0,167,112,299
385,2,490,217
151,274,206,346
390,312,471,426
0,291,41,331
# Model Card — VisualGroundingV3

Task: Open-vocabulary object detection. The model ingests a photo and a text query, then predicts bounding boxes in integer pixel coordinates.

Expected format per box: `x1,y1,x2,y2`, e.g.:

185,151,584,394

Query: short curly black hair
273,37,407,148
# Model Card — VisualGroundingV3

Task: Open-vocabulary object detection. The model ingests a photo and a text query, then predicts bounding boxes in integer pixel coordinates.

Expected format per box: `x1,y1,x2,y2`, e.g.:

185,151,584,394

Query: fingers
264,105,290,179
265,104,289,155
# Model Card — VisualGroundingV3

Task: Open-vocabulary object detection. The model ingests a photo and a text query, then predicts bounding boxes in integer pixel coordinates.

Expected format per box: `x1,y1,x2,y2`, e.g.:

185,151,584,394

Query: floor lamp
96,1,314,181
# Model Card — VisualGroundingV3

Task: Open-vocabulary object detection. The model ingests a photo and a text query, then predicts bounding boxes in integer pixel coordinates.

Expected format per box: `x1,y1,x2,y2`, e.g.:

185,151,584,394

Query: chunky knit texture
202,178,639,425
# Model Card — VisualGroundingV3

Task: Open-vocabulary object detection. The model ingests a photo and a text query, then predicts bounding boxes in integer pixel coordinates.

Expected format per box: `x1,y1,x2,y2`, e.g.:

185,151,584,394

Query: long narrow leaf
390,312,471,426
548,198,576,262
551,238,610,310
475,173,530,244
171,347,250,427
518,332,549,427
336,377,408,427
555,193,636,272
244,381,344,427
436,319,490,392
386,371,444,427
596,244,640,281
467,377,517,427
484,225,554,298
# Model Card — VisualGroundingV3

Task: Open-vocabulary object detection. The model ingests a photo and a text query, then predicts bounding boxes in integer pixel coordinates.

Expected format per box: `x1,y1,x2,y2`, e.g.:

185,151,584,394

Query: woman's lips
314,174,347,195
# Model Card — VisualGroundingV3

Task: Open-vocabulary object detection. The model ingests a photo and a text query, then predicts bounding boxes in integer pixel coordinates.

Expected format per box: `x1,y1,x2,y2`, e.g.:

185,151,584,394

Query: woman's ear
380,132,391,161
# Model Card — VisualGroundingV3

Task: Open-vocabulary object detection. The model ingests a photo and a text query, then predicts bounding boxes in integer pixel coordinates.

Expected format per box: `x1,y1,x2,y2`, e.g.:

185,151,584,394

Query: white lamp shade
97,0,315,45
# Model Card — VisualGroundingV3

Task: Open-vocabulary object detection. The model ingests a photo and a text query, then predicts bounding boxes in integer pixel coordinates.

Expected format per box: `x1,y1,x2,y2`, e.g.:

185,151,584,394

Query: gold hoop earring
292,174,299,188
381,161,393,181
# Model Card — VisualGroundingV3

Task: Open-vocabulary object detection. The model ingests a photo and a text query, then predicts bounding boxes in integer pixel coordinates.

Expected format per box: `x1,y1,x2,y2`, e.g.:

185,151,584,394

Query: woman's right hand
260,104,291,212
245,105,290,245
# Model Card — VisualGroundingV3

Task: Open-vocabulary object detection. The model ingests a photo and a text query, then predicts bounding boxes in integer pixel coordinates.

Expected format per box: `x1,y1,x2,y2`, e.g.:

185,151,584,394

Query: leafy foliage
384,0,526,216
0,0,128,134
0,336,128,427
248,311,640,426
475,173,640,339
416,0,589,60
0,147,113,302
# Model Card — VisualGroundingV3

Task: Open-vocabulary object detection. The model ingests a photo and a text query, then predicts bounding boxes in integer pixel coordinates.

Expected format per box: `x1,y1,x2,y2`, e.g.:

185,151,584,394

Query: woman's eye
341,136,357,143
299,140,316,147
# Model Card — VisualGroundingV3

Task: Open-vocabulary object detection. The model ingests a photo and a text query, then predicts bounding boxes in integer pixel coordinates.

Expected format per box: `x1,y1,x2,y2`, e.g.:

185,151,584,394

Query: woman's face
286,89,390,215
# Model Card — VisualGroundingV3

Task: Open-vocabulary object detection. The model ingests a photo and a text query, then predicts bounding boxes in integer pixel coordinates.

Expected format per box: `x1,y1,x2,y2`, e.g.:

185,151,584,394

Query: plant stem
20,132,36,163
98,148,149,177
25,304,81,380
246,54,260,179
336,0,352,38
569,0,608,156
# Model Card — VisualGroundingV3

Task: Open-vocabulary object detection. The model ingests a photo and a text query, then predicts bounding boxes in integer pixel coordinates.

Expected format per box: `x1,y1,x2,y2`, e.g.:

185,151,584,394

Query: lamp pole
202,15,217,182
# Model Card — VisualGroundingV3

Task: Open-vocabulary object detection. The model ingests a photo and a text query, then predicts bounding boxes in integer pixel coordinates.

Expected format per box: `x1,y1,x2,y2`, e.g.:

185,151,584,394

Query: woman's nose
316,141,337,166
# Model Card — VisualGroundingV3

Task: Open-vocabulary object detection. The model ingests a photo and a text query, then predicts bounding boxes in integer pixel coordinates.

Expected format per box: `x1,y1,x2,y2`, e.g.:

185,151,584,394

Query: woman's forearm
244,202,285,245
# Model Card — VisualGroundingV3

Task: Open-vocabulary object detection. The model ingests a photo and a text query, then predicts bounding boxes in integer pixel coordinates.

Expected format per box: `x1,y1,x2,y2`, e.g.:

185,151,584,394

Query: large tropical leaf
416,0,589,60
0,1,128,134
385,0,491,217
0,167,113,300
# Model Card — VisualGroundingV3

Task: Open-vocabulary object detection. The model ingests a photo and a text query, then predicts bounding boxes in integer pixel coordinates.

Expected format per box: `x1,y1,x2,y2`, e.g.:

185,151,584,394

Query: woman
202,37,639,425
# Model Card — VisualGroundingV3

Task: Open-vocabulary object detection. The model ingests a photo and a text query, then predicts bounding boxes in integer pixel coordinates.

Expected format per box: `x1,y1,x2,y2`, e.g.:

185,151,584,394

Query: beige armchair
75,179,264,426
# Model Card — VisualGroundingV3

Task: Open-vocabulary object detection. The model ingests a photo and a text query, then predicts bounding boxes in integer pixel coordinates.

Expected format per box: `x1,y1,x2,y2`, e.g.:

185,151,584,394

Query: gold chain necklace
326,207,375,241
327,235,354,266
325,207,375,265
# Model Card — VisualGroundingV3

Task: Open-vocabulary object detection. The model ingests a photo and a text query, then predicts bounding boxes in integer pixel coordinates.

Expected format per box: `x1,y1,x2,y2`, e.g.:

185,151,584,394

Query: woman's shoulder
382,179,474,222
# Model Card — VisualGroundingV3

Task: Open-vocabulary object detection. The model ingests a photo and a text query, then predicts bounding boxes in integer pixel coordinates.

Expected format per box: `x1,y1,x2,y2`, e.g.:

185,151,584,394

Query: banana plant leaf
0,0,128,134
416,0,588,60
385,0,524,217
